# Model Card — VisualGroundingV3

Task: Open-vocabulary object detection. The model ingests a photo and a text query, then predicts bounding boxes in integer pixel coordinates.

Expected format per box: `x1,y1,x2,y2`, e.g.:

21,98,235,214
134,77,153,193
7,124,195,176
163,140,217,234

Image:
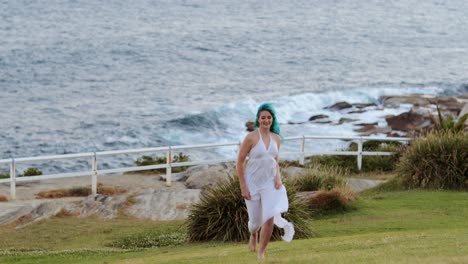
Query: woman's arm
237,134,253,200
274,134,282,189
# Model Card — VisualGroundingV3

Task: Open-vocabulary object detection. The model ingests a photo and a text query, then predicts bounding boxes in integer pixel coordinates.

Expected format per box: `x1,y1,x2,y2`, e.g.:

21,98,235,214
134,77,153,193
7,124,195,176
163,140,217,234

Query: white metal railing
0,135,410,200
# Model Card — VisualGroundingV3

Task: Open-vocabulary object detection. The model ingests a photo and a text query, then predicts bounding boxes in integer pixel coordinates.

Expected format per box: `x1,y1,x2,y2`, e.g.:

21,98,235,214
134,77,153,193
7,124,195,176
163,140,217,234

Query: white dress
244,130,295,242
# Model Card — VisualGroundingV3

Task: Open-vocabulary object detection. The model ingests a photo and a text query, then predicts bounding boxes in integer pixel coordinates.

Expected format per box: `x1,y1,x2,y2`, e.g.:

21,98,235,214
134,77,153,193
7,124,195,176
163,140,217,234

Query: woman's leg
257,217,274,259
245,196,262,252
248,232,257,252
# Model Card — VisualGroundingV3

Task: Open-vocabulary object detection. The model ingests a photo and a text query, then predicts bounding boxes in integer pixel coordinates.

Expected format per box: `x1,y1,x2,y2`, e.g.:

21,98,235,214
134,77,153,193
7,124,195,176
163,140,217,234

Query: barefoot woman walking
236,103,294,259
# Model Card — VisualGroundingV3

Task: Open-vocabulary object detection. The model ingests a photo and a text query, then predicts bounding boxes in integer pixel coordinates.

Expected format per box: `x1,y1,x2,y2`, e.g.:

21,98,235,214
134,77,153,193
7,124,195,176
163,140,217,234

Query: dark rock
385,111,433,131
308,114,329,121
348,109,367,114
315,120,332,124
245,121,255,132
288,121,305,125
353,103,377,109
354,122,378,126
325,101,352,111
338,118,359,124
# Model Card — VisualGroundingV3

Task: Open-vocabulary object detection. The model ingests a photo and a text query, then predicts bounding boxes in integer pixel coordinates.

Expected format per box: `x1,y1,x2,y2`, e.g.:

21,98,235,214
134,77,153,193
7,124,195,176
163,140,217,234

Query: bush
0,195,8,202
396,131,468,190
109,231,187,249
135,152,190,173
186,174,313,242
22,168,43,177
305,186,357,215
0,173,9,179
288,164,347,192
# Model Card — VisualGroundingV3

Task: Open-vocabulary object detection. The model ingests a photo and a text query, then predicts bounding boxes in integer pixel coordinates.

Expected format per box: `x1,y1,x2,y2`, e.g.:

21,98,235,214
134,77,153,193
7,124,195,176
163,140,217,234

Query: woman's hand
241,185,251,200
274,176,283,189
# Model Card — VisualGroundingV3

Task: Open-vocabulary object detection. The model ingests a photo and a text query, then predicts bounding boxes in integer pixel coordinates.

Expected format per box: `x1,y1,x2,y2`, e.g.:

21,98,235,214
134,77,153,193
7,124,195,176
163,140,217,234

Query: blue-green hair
255,103,282,138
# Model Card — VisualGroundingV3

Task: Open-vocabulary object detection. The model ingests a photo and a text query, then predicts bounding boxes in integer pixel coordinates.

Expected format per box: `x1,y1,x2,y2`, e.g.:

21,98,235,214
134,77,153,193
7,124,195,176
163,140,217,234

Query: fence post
357,138,363,171
10,159,16,200
299,136,305,165
92,153,97,195
166,147,172,187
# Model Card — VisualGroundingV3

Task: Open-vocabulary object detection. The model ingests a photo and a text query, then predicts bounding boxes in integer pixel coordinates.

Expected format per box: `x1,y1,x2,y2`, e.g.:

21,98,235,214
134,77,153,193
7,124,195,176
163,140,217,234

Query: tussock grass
397,130,468,190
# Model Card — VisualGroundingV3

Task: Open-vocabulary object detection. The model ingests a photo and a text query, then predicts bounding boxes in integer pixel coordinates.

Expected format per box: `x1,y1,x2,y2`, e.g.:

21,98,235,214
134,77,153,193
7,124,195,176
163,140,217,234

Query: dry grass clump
0,194,8,202
36,183,126,199
98,185,127,196
305,186,357,214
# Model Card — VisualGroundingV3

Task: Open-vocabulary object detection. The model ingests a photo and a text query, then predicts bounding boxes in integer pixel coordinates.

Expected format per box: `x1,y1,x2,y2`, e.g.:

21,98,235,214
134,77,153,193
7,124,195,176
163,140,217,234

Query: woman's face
258,110,273,129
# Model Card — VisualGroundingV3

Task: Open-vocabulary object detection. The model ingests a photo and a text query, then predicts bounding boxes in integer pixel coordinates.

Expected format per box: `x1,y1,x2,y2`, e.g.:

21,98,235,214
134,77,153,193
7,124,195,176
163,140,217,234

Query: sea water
1,0,467,173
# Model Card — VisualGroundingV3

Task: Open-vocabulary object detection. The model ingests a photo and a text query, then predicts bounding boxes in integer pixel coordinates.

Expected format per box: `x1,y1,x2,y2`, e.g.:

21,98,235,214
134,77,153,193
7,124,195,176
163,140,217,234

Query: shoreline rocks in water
241,94,467,137
300,94,467,137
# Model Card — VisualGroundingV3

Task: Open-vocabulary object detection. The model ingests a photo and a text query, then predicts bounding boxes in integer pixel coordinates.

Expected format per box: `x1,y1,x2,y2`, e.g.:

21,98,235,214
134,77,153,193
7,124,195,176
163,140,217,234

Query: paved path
346,178,384,192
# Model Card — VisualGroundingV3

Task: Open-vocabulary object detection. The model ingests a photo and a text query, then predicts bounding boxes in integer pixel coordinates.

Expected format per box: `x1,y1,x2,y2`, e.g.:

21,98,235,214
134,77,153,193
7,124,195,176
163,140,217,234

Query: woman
236,103,295,260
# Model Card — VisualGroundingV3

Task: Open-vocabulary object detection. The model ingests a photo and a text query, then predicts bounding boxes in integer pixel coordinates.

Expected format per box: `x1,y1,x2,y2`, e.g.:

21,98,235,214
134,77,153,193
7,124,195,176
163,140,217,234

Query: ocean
1,0,467,173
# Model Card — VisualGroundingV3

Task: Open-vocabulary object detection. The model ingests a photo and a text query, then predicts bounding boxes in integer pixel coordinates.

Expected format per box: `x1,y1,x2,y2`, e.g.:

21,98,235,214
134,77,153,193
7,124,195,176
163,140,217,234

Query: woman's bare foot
257,251,265,260
248,233,257,252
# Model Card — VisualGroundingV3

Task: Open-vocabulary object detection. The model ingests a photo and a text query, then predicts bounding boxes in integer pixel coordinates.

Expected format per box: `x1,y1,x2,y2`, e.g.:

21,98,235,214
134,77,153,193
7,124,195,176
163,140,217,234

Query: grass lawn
1,190,467,263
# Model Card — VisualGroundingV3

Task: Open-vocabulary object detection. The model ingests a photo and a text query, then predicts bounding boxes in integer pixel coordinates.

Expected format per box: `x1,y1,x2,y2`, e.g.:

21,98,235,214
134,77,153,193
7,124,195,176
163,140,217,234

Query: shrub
0,173,9,179
396,130,468,190
0,195,8,202
135,152,190,173
288,164,347,192
22,168,43,177
109,231,187,249
305,186,357,214
186,174,313,242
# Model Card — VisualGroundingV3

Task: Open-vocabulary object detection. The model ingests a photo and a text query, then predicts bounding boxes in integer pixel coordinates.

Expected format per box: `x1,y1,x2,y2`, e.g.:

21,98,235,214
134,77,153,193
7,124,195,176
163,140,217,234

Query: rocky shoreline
248,94,468,136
